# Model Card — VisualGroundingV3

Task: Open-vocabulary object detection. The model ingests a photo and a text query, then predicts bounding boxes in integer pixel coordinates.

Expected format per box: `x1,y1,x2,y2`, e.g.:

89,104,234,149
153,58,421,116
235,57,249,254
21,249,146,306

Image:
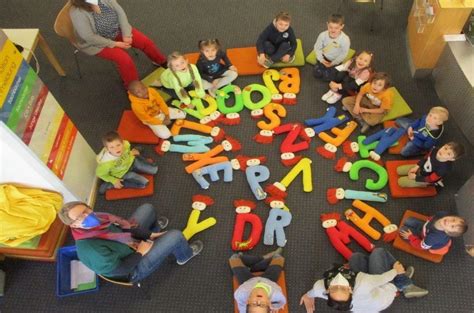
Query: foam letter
262,69,280,95
264,208,292,247
257,103,287,130
242,84,272,110
318,121,358,147
216,85,244,114
349,160,388,191
280,157,313,192
278,67,300,94
245,165,270,200
232,213,263,251
182,210,217,240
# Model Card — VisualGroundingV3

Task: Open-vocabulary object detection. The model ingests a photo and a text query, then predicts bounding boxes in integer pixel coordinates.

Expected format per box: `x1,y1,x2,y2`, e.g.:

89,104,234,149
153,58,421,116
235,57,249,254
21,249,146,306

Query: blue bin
56,245,99,297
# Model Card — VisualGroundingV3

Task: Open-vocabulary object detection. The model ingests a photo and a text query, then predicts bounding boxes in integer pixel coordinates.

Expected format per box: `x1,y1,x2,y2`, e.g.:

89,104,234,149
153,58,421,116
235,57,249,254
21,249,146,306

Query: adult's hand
300,294,315,312
115,41,131,49
150,231,167,240
136,240,153,256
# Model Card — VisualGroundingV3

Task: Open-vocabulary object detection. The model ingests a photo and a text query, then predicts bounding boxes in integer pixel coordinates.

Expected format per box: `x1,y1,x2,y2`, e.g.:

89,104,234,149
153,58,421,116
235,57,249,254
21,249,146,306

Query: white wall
0,121,78,202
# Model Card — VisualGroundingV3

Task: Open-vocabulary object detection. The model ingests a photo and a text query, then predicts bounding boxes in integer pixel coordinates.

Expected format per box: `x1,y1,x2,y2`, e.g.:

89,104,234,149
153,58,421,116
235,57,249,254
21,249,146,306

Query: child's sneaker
177,240,204,265
156,216,169,230
326,92,342,104
263,58,274,69
405,266,415,279
321,90,334,101
288,54,296,63
403,284,429,298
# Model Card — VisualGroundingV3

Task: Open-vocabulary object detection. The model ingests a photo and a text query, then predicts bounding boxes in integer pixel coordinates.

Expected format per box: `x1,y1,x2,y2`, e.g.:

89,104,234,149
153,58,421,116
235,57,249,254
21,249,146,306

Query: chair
54,1,82,78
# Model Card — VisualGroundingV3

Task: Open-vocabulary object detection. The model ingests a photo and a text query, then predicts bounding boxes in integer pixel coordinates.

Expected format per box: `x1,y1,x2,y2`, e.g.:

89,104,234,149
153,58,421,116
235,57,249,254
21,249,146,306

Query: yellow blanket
0,184,63,247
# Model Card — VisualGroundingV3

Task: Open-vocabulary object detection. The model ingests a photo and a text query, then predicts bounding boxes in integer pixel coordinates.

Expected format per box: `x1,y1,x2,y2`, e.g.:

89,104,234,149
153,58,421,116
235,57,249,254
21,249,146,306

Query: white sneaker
327,93,342,104
321,90,334,101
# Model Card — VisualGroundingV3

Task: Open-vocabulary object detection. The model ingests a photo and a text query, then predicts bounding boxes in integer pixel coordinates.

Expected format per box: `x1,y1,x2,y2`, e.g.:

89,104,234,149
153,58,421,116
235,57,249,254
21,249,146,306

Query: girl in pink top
322,50,374,104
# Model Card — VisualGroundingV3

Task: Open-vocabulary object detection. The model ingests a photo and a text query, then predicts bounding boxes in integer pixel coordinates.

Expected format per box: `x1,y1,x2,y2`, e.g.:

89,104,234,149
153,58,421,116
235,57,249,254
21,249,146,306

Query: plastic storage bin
56,245,99,297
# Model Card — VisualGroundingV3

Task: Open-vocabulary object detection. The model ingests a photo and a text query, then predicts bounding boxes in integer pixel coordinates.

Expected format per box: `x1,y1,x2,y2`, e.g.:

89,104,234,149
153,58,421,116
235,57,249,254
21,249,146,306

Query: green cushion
271,39,305,68
305,48,355,65
141,67,171,102
382,87,413,122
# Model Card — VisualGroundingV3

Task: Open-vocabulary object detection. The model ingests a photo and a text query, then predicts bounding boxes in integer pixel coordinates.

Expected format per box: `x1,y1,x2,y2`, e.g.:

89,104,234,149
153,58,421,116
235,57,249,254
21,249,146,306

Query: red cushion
386,160,437,198
393,210,445,263
117,111,159,144
383,121,408,154
105,175,154,200
232,271,288,313
184,52,200,64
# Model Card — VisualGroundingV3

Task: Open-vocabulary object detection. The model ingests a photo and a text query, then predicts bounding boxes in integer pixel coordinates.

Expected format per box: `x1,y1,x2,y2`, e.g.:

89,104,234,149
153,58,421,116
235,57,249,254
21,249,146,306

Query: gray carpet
1,1,473,312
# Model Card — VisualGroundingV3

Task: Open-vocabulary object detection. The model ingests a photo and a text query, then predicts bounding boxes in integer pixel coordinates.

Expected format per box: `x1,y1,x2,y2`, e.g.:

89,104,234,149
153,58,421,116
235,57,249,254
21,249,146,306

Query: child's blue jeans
349,248,412,291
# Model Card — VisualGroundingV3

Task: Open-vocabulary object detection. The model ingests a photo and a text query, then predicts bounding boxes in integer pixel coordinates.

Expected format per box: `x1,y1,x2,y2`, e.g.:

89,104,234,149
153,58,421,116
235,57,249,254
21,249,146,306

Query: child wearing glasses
229,249,286,313
196,39,238,97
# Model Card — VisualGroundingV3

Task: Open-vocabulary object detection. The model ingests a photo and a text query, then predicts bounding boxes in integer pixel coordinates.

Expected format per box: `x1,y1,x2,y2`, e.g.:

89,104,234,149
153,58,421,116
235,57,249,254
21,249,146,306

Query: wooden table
2,28,66,76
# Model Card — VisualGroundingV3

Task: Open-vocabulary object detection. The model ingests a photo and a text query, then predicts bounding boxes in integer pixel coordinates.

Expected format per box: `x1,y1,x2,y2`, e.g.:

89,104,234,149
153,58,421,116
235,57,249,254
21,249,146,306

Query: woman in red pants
70,0,166,88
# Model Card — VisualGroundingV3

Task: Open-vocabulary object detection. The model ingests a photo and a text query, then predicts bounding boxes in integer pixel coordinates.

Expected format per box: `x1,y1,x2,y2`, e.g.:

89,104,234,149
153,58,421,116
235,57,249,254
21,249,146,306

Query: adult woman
299,248,428,312
57,202,203,283
70,0,166,87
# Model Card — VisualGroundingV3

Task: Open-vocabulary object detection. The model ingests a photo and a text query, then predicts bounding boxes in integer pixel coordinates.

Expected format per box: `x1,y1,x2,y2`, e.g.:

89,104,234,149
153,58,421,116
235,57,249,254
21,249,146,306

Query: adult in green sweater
58,202,203,283
96,131,157,194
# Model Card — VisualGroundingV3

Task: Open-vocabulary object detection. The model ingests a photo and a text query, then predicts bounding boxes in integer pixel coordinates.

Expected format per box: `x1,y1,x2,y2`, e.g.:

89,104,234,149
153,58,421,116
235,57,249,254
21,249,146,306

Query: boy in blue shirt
397,106,449,157
400,211,467,253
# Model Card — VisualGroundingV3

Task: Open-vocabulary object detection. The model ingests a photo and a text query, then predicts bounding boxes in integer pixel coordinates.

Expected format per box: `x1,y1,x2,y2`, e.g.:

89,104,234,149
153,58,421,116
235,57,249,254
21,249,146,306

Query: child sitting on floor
230,249,286,313
157,52,206,107
400,211,468,254
96,131,157,194
397,142,465,188
313,13,351,81
342,72,393,133
396,106,449,157
128,80,186,139
196,39,238,97
321,50,374,104
256,11,297,68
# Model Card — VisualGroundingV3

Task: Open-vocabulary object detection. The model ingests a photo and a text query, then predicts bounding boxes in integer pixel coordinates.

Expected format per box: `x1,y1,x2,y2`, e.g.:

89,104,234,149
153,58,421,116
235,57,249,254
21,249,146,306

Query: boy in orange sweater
128,80,186,139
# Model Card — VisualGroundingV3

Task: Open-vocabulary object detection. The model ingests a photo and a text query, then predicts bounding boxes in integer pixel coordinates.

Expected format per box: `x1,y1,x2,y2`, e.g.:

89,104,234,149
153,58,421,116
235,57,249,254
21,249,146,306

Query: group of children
91,10,469,312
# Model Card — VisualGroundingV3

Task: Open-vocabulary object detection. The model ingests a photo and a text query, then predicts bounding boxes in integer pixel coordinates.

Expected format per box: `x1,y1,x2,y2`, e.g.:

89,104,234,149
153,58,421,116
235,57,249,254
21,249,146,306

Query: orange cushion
184,52,200,64
105,175,154,200
383,121,408,154
117,110,159,144
386,160,437,198
393,210,445,263
232,271,288,313
227,47,266,76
